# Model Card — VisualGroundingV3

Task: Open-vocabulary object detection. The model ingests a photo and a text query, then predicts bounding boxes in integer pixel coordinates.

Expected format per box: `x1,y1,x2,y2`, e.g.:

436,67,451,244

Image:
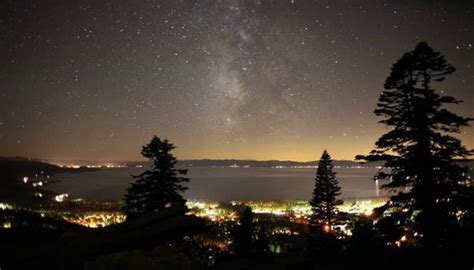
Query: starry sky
1,0,473,162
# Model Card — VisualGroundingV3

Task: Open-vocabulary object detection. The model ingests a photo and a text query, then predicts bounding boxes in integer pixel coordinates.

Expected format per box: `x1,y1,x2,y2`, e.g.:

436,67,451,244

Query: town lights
54,193,69,202
324,224,331,232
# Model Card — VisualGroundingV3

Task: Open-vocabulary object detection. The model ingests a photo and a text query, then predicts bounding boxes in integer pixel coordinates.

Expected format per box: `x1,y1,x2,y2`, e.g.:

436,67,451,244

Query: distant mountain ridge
123,159,384,168
2,157,472,171
176,159,375,168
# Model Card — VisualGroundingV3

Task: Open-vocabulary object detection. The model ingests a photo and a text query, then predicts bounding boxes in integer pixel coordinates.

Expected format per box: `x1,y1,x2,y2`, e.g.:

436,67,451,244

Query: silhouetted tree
231,206,256,256
306,151,343,264
375,214,404,247
347,216,380,259
255,225,270,256
306,225,341,264
309,150,343,230
357,42,473,249
123,136,189,219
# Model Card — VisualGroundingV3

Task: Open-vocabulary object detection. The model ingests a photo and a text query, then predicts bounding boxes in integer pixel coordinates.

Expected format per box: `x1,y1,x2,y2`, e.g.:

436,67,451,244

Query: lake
46,167,391,201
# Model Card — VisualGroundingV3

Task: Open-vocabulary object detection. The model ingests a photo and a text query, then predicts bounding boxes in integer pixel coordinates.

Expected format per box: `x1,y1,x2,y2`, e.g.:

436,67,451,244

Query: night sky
1,0,473,162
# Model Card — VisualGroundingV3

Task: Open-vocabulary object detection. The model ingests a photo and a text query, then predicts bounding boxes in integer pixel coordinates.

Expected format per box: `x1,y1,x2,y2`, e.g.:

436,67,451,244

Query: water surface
47,167,390,201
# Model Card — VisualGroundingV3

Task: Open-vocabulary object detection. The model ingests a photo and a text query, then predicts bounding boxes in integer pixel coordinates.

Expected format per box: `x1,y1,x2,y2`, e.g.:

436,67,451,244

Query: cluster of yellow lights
272,227,300,236
1,202,13,229
338,199,387,216
1,199,386,229
63,212,126,228
232,201,312,218
184,199,387,238
2,221,12,229
455,210,466,220
0,203,13,210
395,235,408,247
56,164,127,169
54,193,69,202
230,199,387,218
187,201,238,223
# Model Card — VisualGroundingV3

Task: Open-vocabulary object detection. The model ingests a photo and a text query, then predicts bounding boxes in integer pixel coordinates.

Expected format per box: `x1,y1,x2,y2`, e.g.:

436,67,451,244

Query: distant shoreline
3,155,472,172
45,158,384,169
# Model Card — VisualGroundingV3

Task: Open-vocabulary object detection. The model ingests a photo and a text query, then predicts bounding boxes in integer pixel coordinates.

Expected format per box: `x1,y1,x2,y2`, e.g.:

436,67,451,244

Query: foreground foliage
357,42,473,248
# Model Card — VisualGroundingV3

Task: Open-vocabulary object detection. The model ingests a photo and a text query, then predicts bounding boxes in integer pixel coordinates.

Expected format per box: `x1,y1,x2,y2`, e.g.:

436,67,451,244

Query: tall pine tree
231,206,256,256
357,42,473,248
309,150,343,230
123,136,189,219
255,225,270,257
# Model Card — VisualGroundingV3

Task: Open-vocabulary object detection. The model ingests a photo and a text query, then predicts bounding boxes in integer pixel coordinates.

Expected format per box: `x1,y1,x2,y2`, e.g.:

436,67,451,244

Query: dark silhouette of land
0,157,99,205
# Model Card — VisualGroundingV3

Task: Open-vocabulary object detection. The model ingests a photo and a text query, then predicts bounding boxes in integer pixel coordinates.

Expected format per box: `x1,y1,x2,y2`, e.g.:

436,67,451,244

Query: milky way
1,0,473,161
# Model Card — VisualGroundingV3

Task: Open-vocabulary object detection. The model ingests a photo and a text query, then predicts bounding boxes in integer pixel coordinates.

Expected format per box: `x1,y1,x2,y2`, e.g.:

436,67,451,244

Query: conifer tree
123,136,189,219
309,150,343,230
255,224,270,256
232,206,256,256
357,42,473,248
